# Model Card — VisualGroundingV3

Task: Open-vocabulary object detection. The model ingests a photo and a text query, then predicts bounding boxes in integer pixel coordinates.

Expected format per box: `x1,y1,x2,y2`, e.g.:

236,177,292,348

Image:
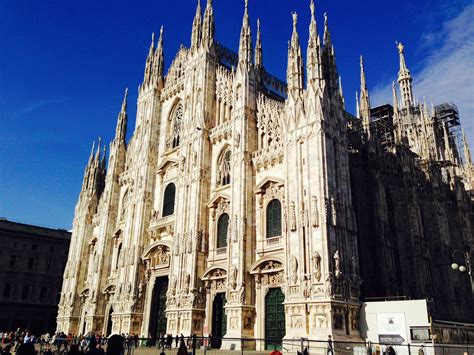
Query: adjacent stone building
0,218,71,334
57,0,473,348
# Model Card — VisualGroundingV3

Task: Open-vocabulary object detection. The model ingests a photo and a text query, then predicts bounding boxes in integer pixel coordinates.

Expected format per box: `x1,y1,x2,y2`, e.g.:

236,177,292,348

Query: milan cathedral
57,0,474,348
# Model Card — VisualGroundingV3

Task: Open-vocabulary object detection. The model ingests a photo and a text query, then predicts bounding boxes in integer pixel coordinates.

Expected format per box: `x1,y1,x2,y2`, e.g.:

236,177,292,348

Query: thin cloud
371,4,474,147
6,97,68,121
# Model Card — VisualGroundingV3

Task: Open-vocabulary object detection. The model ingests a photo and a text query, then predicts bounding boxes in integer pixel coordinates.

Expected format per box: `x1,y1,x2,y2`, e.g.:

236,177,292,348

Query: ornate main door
211,293,227,348
265,288,285,350
149,276,168,339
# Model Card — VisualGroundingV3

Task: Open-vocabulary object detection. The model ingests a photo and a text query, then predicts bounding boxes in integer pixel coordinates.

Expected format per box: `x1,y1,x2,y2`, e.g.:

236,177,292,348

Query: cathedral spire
359,55,371,135
462,128,472,166
355,91,360,119
306,0,322,89
82,141,96,191
191,0,202,50
152,26,165,81
115,88,128,144
238,0,252,68
321,12,339,97
443,122,453,161
143,33,155,85
397,42,414,108
323,12,332,48
339,76,345,109
255,18,263,69
202,0,215,49
287,12,304,97
392,81,399,115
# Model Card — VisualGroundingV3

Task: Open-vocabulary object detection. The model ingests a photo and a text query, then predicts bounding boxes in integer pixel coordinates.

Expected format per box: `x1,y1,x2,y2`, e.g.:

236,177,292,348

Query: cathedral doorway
265,288,285,350
106,307,113,336
149,276,169,339
211,292,227,349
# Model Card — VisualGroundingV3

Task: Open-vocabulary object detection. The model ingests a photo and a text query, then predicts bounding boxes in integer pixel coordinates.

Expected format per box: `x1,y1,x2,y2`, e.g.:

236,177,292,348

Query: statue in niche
290,202,297,231
170,276,177,296
325,273,333,298
290,257,298,284
312,252,322,282
334,250,342,278
351,255,358,276
234,132,241,148
184,273,191,294
229,266,238,290
137,281,144,300
331,197,337,226
187,231,193,254
238,283,245,304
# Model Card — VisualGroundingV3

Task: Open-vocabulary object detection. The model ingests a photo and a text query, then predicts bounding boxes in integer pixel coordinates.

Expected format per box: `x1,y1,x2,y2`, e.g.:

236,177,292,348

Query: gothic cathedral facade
57,0,474,347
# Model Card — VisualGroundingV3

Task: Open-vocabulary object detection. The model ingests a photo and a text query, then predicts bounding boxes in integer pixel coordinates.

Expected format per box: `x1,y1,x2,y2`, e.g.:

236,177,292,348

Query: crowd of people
0,329,135,355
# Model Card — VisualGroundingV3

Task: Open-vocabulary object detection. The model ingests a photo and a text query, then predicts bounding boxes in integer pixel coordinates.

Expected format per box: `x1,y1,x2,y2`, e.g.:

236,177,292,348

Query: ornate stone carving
187,231,193,254
331,197,337,226
289,201,297,231
325,273,334,298
334,250,342,278
228,266,238,290
312,252,322,282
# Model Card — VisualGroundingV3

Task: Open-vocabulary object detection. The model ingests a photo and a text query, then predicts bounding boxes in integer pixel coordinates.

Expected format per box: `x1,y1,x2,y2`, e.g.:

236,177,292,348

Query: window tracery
167,104,183,149
217,149,231,187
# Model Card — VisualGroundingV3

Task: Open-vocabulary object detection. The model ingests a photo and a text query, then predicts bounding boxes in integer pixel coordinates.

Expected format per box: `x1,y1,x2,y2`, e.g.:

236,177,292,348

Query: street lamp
450,246,473,295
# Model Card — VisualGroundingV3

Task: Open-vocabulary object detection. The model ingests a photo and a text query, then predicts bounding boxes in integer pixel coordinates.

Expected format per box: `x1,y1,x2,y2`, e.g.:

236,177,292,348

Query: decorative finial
396,41,404,54
257,18,260,32
292,12,298,30
124,87,129,98
151,32,155,44
245,0,248,10
324,12,328,26
160,26,163,36
310,0,315,17
360,55,364,66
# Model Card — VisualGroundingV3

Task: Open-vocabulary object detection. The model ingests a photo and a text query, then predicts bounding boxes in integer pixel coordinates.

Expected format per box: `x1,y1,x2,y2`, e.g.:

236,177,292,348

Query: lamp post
450,246,474,297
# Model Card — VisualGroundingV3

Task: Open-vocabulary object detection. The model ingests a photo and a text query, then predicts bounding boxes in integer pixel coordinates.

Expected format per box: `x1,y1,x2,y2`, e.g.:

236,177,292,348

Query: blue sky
0,0,472,229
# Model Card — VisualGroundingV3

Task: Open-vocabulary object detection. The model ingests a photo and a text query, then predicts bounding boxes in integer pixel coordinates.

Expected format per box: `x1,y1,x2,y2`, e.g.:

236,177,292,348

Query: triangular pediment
157,158,179,175
207,193,231,208
254,176,284,193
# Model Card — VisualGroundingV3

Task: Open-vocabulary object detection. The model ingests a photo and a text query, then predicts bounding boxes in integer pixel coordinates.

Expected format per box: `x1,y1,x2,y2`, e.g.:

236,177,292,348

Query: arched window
169,104,183,149
217,150,231,187
266,199,282,238
217,214,229,249
162,183,176,217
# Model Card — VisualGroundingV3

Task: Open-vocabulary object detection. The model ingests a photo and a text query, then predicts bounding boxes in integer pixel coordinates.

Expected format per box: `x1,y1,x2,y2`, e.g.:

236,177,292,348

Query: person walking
327,335,335,355
418,345,425,355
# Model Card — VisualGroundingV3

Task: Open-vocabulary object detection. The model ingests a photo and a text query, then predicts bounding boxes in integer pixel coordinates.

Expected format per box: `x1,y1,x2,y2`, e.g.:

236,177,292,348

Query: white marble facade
58,0,473,347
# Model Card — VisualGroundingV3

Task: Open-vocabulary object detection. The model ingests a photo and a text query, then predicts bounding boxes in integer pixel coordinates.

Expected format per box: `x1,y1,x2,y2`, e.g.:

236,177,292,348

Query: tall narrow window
162,183,176,217
9,255,17,268
3,284,12,298
170,104,183,149
217,214,229,249
217,150,231,187
116,244,122,270
266,199,282,238
21,285,30,300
